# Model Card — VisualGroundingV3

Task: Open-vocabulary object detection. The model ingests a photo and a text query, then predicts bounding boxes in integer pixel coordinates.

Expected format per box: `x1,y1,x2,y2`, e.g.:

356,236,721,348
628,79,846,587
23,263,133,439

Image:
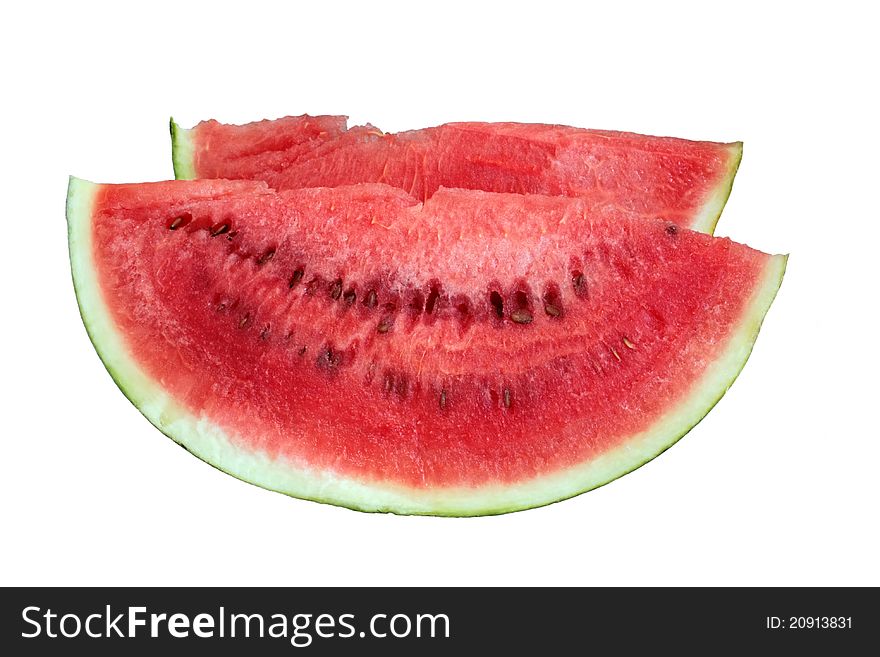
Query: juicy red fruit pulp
187,117,739,228
92,180,770,488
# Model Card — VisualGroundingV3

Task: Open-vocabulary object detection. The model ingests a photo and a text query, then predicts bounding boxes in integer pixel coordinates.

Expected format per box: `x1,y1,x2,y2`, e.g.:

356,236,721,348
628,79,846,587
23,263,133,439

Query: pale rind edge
67,177,786,516
170,118,197,180
690,142,743,234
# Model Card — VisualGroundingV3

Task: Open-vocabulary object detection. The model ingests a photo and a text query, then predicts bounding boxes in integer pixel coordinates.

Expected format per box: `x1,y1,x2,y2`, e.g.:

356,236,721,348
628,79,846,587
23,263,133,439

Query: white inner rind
170,120,197,180
67,177,785,516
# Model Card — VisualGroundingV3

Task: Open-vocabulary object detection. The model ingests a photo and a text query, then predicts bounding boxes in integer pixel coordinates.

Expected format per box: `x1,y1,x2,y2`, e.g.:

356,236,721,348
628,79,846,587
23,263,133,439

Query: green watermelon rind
168,119,743,235
67,176,786,516
170,118,197,180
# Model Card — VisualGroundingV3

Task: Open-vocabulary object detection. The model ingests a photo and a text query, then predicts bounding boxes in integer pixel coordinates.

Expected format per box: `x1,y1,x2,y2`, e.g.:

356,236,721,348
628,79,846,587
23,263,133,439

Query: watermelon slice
171,116,742,233
67,177,784,515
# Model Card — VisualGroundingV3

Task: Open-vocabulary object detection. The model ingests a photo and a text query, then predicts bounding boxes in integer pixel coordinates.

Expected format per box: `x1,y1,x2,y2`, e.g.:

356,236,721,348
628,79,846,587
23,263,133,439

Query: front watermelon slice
67,176,785,515
171,116,742,233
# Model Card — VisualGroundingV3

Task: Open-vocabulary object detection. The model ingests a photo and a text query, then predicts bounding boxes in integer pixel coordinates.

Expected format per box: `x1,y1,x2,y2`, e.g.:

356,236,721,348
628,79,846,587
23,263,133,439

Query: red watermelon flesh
172,116,742,233
67,177,784,514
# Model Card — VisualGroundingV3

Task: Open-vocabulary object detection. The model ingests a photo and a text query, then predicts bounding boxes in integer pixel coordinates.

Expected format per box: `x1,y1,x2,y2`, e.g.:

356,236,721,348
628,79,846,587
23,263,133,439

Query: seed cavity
298,346,307,356
489,291,504,319
289,269,305,288
260,325,271,340
425,284,441,315
439,389,447,409
210,222,230,237
316,345,342,371
542,283,563,318
238,313,251,329
275,266,578,333
257,249,275,265
503,388,512,409
410,291,425,315
329,278,343,300
666,224,678,235
510,309,533,325
449,296,473,331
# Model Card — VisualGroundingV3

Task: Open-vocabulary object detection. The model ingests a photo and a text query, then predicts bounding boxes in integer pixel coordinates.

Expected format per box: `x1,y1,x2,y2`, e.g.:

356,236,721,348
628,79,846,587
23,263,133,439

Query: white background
1,1,877,587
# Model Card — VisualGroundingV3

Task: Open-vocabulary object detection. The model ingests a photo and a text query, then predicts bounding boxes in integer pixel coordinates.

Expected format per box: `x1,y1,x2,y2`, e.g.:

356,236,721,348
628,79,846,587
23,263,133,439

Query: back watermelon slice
67,177,784,515
171,116,742,233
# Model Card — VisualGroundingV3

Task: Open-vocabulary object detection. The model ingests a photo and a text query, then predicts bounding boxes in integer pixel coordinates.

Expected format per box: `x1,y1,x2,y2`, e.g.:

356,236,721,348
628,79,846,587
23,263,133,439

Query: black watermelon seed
289,269,304,288
210,222,230,237
510,309,533,324
330,279,343,300
257,249,275,265
666,224,678,235
544,303,561,317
